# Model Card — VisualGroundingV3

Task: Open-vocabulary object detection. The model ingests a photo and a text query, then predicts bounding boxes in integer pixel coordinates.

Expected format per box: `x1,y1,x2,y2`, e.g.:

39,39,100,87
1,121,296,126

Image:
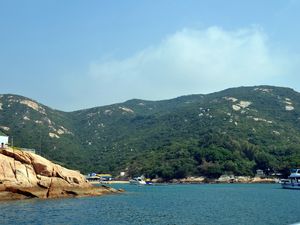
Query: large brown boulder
0,148,122,201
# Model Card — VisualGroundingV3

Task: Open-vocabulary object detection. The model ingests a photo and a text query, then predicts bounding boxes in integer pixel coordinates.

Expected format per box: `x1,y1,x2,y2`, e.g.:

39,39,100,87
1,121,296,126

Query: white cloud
88,26,297,103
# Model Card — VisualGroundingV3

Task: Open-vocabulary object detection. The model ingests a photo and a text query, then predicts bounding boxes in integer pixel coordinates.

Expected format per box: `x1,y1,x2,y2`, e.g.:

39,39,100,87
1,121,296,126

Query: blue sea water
0,184,299,225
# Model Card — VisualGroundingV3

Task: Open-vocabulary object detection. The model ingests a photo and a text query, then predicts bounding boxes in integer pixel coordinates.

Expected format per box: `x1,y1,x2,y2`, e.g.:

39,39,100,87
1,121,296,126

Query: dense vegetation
1,85,300,179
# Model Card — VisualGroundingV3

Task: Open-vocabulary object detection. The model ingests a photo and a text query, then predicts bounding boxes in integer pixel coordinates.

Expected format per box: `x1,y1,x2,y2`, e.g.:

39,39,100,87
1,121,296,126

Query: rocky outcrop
216,175,277,184
0,148,122,201
167,177,206,184
153,175,277,184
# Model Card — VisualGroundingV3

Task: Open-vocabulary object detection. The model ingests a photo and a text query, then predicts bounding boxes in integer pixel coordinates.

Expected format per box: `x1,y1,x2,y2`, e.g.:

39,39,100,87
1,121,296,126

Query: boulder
174,177,206,184
0,147,122,201
236,176,252,183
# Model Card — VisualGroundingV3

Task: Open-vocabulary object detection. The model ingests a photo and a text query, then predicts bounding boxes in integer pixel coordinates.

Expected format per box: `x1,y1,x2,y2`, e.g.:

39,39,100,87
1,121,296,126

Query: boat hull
129,180,146,185
281,183,300,189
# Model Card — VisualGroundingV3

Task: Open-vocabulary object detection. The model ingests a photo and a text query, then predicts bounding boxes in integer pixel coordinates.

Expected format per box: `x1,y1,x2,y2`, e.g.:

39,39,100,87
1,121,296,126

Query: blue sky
1,0,300,111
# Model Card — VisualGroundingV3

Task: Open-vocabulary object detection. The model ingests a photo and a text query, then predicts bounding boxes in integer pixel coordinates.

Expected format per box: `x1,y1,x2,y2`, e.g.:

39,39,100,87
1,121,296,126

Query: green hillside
1,86,300,179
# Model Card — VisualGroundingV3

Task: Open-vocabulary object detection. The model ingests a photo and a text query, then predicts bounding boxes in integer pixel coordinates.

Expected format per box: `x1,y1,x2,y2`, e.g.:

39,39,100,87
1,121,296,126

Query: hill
1,86,300,179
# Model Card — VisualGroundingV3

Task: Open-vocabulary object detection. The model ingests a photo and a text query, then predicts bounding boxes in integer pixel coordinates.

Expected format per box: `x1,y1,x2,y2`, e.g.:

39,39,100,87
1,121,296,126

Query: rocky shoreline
0,148,123,201
151,175,278,184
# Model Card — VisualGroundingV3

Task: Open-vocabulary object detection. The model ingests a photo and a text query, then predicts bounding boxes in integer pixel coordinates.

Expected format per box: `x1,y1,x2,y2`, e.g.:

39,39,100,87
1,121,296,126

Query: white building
0,132,9,148
120,171,126,177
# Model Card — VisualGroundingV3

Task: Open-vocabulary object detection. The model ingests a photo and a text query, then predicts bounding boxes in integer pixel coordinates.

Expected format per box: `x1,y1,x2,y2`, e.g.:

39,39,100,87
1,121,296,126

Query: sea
0,183,299,225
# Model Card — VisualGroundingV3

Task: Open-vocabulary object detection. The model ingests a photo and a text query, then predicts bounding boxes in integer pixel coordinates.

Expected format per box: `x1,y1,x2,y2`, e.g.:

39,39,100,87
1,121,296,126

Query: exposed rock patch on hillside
0,148,122,201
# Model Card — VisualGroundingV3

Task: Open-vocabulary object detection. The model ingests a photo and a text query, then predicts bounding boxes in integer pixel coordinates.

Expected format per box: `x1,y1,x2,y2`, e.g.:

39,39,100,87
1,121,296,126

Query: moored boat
281,169,300,189
129,177,146,185
129,176,152,185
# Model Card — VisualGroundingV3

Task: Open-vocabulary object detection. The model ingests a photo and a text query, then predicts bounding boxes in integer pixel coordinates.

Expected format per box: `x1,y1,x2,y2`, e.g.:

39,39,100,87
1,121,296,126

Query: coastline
88,180,130,185
89,176,278,186
161,176,278,184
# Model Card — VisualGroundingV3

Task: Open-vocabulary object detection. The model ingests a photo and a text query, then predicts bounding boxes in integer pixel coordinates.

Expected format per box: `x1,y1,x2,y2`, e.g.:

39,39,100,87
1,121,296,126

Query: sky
1,0,300,111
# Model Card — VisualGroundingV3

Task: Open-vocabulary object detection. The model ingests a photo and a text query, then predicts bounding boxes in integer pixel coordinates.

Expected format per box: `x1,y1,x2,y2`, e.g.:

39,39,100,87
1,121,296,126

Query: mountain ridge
1,85,300,179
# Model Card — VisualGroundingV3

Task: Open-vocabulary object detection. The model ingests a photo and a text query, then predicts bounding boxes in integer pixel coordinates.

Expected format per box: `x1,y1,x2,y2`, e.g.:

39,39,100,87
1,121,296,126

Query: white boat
129,177,147,185
281,169,300,189
129,176,153,185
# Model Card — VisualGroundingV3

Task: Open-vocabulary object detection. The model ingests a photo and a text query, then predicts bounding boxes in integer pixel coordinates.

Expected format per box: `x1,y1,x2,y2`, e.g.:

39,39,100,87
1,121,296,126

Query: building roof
97,174,112,177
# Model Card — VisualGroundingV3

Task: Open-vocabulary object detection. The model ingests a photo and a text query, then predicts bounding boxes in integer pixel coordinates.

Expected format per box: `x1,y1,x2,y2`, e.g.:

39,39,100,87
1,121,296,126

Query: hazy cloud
88,26,297,103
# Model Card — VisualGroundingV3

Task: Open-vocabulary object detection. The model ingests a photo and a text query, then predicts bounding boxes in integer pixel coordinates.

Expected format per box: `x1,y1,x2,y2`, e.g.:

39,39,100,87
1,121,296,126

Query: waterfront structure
85,175,101,183
0,131,9,148
255,169,265,178
120,171,126,177
97,174,112,181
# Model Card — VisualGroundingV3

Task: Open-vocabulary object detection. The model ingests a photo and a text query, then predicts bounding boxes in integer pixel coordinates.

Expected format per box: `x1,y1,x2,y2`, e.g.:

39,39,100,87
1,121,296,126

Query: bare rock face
0,148,121,201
